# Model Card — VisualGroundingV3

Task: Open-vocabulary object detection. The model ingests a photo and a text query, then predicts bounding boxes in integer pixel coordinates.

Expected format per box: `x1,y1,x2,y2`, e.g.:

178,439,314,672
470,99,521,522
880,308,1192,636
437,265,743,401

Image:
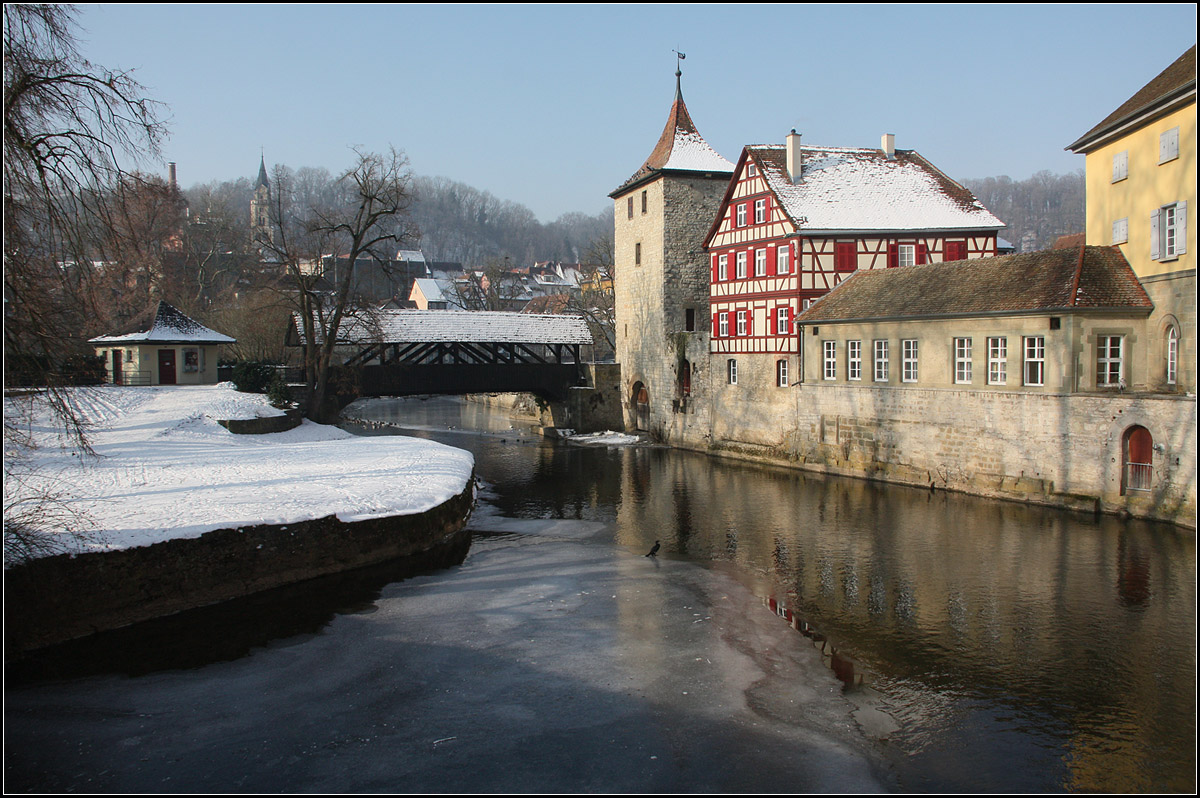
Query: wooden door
111,350,123,385
158,349,177,385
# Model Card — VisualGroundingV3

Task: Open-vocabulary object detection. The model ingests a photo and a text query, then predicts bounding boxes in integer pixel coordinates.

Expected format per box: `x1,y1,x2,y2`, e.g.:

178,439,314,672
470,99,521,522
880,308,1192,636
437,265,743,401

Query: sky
75,4,1197,223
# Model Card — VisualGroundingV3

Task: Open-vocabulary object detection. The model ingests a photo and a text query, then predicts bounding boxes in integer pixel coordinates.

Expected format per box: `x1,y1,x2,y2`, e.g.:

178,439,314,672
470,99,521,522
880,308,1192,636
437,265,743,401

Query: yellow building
1067,45,1196,392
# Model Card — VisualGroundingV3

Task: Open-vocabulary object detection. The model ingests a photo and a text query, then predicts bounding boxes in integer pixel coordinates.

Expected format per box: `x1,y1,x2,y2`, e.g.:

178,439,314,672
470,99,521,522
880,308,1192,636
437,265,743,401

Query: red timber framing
704,148,998,357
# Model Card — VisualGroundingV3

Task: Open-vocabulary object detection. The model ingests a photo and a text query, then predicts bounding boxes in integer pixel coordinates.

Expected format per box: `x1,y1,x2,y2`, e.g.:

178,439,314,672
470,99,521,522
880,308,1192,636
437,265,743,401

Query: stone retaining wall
4,476,476,657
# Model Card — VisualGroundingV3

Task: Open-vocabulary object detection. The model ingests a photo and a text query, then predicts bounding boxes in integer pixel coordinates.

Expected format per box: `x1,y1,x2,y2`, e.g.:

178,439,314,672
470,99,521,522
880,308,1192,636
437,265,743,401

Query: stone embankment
4,476,476,658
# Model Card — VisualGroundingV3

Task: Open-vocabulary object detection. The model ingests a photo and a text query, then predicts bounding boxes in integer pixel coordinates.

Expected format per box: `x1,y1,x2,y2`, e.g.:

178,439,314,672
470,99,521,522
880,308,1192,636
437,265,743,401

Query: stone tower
610,67,733,440
250,154,273,246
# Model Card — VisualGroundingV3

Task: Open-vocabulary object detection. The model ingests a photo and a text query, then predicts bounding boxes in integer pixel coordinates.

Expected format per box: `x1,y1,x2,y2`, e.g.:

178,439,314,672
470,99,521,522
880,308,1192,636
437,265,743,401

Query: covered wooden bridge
287,309,594,401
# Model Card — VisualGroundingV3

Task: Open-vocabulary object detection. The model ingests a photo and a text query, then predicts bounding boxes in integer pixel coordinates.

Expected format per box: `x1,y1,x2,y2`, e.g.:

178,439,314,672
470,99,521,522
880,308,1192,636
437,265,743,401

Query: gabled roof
1067,45,1196,153
610,74,733,198
90,301,236,345
289,310,593,346
795,246,1152,324
732,144,1003,236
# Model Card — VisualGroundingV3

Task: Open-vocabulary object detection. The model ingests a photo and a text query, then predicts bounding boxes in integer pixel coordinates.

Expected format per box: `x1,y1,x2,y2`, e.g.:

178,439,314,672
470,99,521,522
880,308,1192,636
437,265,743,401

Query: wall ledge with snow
4,474,475,658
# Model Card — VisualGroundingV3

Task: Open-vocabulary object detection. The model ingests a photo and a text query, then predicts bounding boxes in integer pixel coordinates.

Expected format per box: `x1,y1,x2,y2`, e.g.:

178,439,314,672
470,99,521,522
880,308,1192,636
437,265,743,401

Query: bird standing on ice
645,541,660,557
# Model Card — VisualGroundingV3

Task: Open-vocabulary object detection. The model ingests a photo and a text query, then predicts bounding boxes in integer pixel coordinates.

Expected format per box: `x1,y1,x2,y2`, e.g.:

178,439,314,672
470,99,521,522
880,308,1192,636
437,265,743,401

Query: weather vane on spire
673,49,686,77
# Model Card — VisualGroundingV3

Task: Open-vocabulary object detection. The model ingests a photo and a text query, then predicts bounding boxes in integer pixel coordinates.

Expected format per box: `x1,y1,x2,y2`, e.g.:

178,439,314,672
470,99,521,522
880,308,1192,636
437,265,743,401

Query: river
346,396,1195,793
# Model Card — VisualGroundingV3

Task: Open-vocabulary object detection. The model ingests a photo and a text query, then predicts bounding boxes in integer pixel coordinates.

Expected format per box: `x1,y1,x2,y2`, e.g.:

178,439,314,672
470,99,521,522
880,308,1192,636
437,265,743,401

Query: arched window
1167,326,1178,386
1122,426,1153,494
632,382,650,431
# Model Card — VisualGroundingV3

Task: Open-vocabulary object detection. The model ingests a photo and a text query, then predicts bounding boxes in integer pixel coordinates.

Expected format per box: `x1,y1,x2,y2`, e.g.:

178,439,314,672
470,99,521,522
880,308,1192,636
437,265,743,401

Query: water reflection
348,397,1195,793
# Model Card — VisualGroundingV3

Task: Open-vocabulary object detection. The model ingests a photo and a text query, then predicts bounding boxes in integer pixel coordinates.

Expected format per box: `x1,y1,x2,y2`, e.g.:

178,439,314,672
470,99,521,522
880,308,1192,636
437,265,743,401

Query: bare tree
4,3,167,440
261,148,417,421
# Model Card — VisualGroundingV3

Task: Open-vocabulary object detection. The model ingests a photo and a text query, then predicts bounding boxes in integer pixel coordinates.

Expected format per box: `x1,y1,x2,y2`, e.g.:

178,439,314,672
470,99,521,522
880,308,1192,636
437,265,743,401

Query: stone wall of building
776,384,1194,524
1140,269,1196,393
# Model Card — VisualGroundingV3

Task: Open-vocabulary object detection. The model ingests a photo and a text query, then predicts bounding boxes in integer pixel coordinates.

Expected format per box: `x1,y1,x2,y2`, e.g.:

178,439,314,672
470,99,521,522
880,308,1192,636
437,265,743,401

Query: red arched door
1123,426,1153,493
633,384,650,431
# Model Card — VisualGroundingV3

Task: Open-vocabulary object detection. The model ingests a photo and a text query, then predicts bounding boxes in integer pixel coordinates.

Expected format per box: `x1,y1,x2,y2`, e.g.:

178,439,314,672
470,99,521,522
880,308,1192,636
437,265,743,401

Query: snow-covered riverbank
4,385,475,556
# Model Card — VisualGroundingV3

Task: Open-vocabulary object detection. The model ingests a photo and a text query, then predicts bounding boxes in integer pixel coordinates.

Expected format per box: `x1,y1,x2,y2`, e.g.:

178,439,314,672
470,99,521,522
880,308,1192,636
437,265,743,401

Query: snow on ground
4,385,474,555
564,430,643,446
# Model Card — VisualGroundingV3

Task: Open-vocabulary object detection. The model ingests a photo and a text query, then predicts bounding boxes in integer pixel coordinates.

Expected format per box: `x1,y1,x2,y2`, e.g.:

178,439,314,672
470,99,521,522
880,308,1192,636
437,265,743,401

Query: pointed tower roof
610,70,733,198
255,155,270,190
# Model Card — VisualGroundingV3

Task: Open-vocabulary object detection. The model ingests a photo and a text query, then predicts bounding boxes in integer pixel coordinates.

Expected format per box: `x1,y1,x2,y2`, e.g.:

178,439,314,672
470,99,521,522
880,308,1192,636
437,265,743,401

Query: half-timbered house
705,132,1004,373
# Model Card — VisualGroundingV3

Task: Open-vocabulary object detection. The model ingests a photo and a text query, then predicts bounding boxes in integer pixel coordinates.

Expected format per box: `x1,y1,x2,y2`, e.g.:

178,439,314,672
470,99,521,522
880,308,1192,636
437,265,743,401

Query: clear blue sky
77,4,1196,222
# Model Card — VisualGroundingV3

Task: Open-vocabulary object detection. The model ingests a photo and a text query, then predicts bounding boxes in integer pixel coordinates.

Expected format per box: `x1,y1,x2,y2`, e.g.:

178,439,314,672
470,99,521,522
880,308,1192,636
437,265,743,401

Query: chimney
881,133,895,159
786,129,803,183
168,162,177,189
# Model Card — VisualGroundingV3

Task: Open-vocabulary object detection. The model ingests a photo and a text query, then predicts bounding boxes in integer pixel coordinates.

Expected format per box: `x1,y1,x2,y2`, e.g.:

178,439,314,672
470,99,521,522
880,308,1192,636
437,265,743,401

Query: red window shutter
888,242,898,268
712,313,718,336
918,243,928,264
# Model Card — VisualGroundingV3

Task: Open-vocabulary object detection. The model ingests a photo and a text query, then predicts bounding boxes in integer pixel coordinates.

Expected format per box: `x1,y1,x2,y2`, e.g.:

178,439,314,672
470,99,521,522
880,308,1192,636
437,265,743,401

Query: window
755,248,766,276
777,359,789,388
685,308,695,332
835,242,856,272
987,337,1007,385
1112,150,1128,182
823,341,837,380
1023,336,1045,386
954,337,972,384
747,163,757,177
627,197,633,219
1167,326,1178,386
848,340,862,381
902,340,919,382
802,297,816,311
1152,202,1187,260
754,198,766,224
898,244,916,268
635,242,641,267
728,359,737,385
1112,218,1128,245
718,254,728,281
777,245,790,274
1160,126,1179,164
718,312,729,337
1097,335,1124,388
736,310,747,336
641,190,647,214
736,251,747,279
736,204,747,227
776,306,789,335
873,340,889,382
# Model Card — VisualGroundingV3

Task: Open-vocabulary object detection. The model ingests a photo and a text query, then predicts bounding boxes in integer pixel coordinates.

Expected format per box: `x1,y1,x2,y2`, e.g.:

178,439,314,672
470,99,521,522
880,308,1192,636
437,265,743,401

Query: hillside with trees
964,170,1085,252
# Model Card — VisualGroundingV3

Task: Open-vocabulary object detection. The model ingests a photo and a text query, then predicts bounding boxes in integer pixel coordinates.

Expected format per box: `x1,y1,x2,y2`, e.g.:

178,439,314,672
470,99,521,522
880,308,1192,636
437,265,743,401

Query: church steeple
250,153,273,247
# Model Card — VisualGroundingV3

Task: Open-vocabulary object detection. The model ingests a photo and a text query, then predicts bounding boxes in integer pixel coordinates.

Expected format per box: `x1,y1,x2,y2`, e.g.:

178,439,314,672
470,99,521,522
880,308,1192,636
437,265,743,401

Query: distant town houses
610,50,1195,524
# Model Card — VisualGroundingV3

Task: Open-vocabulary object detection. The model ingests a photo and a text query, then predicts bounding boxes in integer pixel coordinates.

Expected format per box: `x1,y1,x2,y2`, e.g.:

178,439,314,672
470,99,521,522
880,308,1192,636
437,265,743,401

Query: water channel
345,396,1195,794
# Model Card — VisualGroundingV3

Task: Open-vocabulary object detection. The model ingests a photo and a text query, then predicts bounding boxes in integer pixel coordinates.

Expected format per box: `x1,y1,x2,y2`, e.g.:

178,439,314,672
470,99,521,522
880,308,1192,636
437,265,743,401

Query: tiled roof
90,301,236,345
610,77,733,197
1067,45,1196,152
294,310,593,346
751,145,1004,233
796,246,1152,324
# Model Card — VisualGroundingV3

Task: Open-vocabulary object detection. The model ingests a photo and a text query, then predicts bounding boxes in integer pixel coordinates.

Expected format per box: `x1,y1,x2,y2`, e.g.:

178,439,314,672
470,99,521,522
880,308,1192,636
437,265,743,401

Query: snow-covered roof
295,310,593,346
410,278,447,303
751,145,1004,233
90,301,236,345
611,76,733,197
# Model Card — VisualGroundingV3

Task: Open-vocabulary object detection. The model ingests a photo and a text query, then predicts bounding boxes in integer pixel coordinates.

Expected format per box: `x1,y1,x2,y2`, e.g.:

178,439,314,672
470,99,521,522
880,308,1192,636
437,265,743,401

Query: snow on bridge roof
293,310,593,346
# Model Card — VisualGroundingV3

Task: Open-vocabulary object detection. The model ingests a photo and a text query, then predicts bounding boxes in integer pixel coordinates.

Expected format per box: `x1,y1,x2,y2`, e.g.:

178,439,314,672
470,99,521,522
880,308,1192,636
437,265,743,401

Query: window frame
728,358,737,385
1096,335,1124,388
873,340,889,382
736,310,748,337
987,336,1007,385
754,198,766,224
901,339,919,383
777,245,790,275
776,359,788,388
823,341,837,381
1023,336,1045,387
898,244,916,268
718,312,729,337
736,204,747,227
1167,326,1178,386
954,337,973,385
848,340,862,381
718,254,728,281
754,248,766,277
736,251,747,279
776,306,789,336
